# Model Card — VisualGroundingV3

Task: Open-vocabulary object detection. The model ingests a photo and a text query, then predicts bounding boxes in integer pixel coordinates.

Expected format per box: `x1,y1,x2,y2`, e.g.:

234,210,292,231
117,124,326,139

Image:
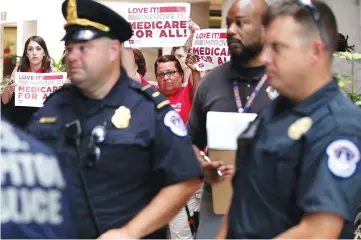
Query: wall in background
1,0,361,90
3,26,17,77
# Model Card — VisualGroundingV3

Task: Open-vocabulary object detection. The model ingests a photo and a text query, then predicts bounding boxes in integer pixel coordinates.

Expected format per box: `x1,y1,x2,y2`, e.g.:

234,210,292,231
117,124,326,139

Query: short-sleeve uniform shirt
26,70,203,239
228,80,361,239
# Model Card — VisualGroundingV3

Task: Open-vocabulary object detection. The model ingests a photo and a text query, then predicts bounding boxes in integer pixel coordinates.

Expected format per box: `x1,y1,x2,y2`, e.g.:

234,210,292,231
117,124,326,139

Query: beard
228,37,263,65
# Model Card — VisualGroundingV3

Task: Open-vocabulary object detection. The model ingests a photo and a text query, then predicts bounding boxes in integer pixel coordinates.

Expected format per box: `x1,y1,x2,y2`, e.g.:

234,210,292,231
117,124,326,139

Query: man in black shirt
187,0,276,238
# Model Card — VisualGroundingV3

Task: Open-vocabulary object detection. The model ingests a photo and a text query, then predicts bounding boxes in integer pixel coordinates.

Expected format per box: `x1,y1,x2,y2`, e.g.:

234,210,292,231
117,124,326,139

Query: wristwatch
5,78,14,85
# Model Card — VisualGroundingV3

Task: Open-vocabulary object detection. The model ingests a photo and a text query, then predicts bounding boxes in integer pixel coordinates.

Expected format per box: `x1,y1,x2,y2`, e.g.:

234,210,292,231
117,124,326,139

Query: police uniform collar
102,68,131,107
292,79,339,115
61,0,133,42
60,68,130,106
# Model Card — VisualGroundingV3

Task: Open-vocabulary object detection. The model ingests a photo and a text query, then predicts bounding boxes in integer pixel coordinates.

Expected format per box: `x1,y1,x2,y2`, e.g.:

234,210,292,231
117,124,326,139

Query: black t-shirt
187,61,272,151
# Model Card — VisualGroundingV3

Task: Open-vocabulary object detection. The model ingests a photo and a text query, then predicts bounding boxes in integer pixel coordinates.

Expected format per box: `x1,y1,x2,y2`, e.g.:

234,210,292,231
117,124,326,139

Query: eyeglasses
86,125,106,168
298,0,326,43
157,70,177,79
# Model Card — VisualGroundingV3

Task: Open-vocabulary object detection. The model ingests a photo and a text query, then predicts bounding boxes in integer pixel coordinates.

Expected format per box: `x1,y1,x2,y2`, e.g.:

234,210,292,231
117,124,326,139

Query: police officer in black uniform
26,0,203,238
217,0,361,239
1,119,76,238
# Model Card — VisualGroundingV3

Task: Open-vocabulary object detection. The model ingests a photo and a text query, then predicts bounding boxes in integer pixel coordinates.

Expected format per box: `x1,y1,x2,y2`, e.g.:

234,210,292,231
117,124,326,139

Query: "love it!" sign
124,3,191,48
14,72,68,107
192,29,231,71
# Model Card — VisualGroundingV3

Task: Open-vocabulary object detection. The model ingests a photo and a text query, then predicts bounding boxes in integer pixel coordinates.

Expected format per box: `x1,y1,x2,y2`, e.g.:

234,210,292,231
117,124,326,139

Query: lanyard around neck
233,74,268,113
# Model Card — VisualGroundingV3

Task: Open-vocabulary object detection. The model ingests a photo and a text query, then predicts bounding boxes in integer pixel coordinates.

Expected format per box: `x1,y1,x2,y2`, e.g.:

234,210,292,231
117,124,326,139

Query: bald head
228,0,268,21
226,0,268,65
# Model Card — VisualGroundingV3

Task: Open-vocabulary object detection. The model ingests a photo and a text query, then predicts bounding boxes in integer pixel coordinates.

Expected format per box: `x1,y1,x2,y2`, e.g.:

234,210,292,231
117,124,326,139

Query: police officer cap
61,0,133,42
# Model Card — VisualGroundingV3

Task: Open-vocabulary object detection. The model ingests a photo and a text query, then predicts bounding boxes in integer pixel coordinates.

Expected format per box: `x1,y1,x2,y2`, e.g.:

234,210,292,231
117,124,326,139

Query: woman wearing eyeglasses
154,54,202,240
154,54,201,124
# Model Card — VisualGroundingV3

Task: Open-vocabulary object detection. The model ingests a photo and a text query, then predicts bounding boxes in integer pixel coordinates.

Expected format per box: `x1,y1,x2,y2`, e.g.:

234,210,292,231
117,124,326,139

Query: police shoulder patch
326,139,361,178
129,81,170,110
163,110,187,137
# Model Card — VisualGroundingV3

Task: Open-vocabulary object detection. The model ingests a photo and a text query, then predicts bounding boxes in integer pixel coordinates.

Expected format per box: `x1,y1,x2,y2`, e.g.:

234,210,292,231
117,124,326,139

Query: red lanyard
233,74,268,113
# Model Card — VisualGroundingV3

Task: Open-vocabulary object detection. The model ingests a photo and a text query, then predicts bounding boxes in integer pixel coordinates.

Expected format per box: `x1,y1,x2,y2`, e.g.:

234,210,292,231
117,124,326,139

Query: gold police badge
287,117,313,140
111,106,131,129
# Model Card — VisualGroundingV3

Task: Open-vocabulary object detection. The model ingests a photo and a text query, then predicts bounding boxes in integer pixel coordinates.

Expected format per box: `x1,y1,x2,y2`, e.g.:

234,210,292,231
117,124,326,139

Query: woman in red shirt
154,54,200,124
172,45,196,87
1,35,56,129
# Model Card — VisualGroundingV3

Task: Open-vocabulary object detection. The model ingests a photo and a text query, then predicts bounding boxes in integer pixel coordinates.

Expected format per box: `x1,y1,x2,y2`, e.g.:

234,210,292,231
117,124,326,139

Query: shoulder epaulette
129,81,170,110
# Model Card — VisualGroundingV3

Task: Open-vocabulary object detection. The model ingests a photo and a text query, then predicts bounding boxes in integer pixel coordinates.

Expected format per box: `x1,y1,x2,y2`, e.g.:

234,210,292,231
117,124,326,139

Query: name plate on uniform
206,111,257,214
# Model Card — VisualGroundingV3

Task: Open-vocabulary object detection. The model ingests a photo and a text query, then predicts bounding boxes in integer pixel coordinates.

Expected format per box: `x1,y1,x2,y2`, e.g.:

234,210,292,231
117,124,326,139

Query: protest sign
124,3,191,48
14,72,68,107
192,29,231,71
